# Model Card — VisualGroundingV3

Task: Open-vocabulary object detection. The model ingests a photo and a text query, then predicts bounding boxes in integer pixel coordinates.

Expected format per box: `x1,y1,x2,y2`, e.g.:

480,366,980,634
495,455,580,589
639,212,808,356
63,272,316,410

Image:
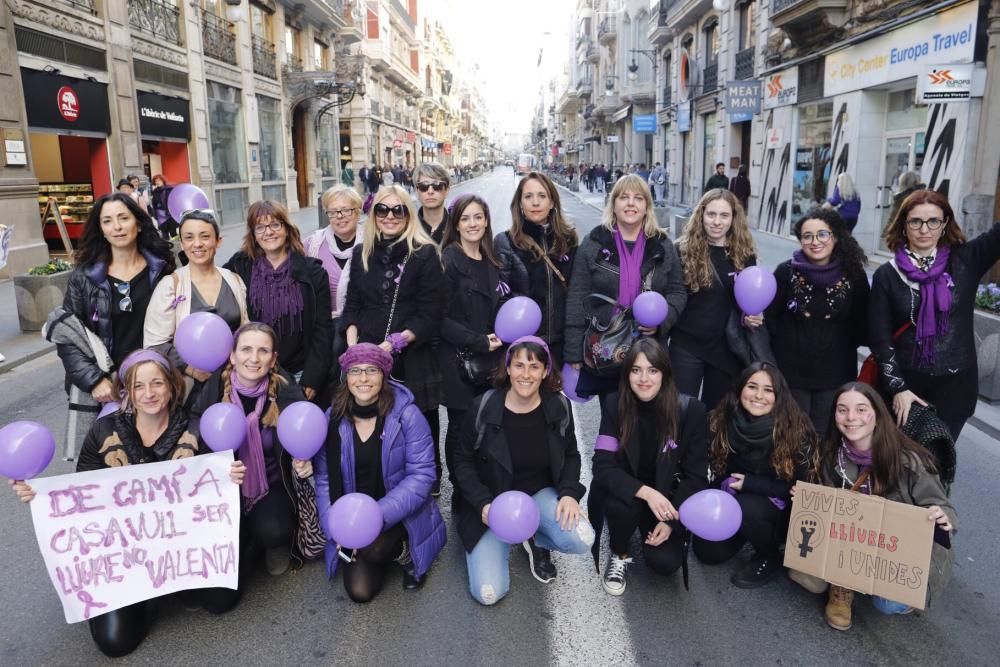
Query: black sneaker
522,538,557,583
731,556,781,588
431,480,441,497
401,561,425,590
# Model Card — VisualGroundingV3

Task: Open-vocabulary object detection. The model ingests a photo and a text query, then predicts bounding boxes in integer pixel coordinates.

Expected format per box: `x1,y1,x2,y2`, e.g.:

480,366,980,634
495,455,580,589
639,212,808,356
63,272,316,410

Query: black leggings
422,408,441,479
692,493,789,564
605,496,686,576
341,523,407,603
445,408,466,502
87,487,295,656
669,344,734,411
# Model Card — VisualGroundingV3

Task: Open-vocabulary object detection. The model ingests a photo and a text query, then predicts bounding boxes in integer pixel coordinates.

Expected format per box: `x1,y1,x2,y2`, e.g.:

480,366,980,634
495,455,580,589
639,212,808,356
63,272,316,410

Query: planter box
14,270,71,332
976,308,1000,403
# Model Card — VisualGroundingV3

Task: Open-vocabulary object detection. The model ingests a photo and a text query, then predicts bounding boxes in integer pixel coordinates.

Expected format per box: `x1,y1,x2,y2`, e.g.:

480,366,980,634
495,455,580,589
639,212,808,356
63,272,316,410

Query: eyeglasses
347,367,382,377
374,203,407,219
326,207,358,219
116,280,132,313
253,221,284,235
415,181,448,193
800,230,833,244
905,218,945,231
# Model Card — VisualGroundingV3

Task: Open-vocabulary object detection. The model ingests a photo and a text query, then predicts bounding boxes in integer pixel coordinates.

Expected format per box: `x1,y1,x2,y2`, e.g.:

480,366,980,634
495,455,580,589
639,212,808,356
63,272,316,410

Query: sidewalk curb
0,343,56,375
557,183,603,212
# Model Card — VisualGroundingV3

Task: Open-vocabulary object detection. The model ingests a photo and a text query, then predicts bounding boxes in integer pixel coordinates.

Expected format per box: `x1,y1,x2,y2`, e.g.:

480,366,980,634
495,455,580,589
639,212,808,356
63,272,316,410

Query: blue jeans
872,596,912,615
465,487,595,605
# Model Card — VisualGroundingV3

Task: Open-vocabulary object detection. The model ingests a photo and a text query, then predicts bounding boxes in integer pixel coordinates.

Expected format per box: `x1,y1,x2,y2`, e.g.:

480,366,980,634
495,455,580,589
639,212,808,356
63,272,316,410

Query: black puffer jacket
564,226,687,363
77,408,195,472
493,223,576,352
869,222,1000,391
58,251,169,392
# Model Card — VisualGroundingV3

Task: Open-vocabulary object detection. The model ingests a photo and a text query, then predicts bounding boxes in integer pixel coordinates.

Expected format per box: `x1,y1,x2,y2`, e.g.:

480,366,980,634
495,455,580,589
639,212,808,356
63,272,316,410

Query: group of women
7,164,997,655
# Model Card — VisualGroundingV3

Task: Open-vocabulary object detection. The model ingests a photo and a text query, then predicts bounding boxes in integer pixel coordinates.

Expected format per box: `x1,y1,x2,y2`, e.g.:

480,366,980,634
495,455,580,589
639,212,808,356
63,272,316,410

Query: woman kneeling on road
454,336,595,605
589,338,709,596
313,343,446,602
10,350,244,658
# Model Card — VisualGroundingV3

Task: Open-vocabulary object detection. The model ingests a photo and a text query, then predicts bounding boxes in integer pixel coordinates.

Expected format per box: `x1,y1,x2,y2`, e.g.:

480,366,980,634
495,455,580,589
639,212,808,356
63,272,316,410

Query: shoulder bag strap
540,253,567,287
850,470,870,493
383,256,408,339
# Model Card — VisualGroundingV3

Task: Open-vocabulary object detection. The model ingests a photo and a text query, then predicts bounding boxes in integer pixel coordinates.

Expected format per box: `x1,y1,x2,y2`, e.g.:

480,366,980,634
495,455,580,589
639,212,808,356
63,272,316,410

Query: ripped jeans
465,487,595,605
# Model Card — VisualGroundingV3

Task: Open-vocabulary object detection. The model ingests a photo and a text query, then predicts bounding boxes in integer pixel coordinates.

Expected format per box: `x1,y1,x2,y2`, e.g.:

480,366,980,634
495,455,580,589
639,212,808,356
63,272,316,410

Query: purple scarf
839,439,873,495
893,246,952,365
790,250,844,288
613,227,646,308
229,370,270,510
250,255,304,336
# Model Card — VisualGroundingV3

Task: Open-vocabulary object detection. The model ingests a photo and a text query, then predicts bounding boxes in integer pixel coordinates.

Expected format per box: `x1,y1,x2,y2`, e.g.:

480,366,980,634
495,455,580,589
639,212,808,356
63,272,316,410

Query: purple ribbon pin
496,280,511,296
167,294,187,311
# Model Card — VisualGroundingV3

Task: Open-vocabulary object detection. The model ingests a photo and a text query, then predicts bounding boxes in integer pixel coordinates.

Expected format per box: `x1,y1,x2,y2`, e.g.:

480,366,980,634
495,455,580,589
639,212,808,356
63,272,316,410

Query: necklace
835,445,871,495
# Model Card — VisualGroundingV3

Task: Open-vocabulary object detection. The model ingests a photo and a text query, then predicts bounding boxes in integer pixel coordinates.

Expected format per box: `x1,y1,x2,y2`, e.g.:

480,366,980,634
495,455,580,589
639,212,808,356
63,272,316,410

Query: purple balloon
200,402,246,452
276,401,328,460
679,489,743,542
167,183,211,223
327,493,384,549
560,363,591,403
632,291,669,328
494,297,542,343
0,421,55,480
733,266,777,316
175,312,232,372
98,401,120,419
488,490,541,544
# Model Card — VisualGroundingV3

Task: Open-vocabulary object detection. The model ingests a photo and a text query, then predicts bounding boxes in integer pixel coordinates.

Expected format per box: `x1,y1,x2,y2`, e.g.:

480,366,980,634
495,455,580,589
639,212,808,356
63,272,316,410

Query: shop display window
257,95,285,182
791,102,833,227
207,82,248,184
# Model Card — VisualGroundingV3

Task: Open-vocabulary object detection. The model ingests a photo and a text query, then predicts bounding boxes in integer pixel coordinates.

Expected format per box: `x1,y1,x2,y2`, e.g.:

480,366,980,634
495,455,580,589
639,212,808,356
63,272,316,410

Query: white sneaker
602,554,632,596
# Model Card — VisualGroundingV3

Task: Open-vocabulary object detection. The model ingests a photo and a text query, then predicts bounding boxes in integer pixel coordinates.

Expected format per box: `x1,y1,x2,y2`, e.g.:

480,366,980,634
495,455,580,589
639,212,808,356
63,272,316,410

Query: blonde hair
678,189,756,292
221,322,287,427
359,185,437,271
602,175,664,239
836,173,857,201
322,184,363,211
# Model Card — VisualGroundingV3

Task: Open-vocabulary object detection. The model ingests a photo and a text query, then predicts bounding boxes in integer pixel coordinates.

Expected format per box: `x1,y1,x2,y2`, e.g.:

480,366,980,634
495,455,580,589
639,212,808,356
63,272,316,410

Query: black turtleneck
635,400,660,485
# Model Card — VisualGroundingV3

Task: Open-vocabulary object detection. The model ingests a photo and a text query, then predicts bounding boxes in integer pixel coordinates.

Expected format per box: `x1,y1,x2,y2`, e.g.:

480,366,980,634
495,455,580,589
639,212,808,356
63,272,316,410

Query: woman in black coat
224,200,333,404
564,175,687,398
341,185,445,488
870,188,1000,442
589,339,708,596
438,194,507,505
493,171,578,366
766,207,870,435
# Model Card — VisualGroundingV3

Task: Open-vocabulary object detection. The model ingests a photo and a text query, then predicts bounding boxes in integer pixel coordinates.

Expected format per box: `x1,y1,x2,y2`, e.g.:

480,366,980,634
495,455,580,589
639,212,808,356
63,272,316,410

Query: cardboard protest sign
28,452,240,623
783,482,934,610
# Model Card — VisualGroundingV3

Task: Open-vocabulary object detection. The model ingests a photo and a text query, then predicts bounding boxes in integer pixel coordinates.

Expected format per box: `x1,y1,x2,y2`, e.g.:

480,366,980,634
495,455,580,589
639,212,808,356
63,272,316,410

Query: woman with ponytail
189,323,320,578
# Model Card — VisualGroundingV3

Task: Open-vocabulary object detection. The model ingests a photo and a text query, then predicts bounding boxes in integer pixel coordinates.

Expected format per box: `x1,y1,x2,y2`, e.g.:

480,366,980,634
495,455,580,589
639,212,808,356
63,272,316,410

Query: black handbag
456,347,504,387
582,293,641,377
900,402,957,496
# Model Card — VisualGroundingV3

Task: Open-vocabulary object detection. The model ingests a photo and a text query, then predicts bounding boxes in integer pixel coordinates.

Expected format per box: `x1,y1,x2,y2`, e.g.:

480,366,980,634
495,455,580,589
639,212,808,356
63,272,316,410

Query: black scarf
323,403,383,503
113,409,192,464
727,407,775,473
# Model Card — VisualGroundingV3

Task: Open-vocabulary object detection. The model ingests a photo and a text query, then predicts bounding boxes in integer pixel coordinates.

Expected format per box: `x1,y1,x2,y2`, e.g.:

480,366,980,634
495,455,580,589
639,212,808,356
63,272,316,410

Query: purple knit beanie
339,342,394,376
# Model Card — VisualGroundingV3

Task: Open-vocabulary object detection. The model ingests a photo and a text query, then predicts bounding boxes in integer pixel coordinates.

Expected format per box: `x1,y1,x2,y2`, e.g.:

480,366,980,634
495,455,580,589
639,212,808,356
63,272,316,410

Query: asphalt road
1,169,998,666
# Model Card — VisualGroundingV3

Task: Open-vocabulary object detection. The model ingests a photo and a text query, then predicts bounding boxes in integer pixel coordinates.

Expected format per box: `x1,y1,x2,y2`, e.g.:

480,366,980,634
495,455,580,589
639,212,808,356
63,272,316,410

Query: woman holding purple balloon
564,174,686,398
589,338,709,595
11,349,246,657
313,343,446,602
189,323,319,578
694,362,817,588
453,336,594,605
671,189,758,410
144,210,248,400
224,200,333,404
765,207,870,435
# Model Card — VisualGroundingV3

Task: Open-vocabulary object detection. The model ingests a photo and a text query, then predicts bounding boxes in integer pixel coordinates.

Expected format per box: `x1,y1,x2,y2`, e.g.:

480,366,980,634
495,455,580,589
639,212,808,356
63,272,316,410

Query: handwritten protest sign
28,452,240,623
783,481,933,609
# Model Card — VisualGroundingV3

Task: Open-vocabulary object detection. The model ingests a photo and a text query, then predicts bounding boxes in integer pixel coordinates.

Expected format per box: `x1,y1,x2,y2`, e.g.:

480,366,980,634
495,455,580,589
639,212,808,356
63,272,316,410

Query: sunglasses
180,208,217,223
415,181,448,193
116,280,132,313
374,203,407,219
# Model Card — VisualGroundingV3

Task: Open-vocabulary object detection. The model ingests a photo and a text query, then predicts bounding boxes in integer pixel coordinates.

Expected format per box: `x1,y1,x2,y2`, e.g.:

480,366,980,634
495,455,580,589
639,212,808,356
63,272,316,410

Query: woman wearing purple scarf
870,189,1000,442
564,175,687,398
189,323,320,579
766,207,870,435
807,382,956,630
224,200,333,404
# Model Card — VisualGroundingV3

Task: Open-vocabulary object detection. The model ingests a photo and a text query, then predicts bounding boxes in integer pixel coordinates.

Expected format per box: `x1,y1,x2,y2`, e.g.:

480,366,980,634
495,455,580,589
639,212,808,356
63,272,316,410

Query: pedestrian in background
729,164,751,214
885,170,925,234
648,162,667,206
870,189,1000,442
766,207,869,435
341,162,355,189
827,172,861,232
704,163,729,192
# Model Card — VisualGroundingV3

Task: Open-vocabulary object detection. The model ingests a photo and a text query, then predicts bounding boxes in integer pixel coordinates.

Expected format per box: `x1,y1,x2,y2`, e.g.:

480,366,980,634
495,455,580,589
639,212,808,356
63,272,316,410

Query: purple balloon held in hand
494,297,542,343
679,489,743,542
488,490,541,544
632,291,669,328
733,266,777,316
276,401,328,460
175,312,232,372
327,493,383,550
0,421,55,480
200,402,246,452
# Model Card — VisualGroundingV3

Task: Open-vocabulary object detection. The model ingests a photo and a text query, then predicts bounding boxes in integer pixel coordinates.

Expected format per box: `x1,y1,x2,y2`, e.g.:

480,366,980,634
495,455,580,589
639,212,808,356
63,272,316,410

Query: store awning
610,104,631,123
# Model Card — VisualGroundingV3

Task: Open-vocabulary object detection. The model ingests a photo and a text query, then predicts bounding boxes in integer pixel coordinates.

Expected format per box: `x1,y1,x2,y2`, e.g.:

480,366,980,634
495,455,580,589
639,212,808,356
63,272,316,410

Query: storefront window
702,112,716,187
207,81,247,184
791,102,833,227
886,89,928,132
215,187,248,228
318,117,337,177
257,95,284,182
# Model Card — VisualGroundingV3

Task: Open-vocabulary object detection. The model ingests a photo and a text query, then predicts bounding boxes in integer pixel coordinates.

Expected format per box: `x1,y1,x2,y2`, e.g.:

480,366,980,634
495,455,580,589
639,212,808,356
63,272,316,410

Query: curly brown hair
678,189,756,292
882,188,966,251
708,362,818,481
